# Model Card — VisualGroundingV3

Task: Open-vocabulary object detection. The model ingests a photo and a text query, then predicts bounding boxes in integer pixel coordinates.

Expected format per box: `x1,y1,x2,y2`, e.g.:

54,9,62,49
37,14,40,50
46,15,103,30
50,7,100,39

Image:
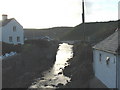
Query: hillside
24,27,73,40
61,21,118,45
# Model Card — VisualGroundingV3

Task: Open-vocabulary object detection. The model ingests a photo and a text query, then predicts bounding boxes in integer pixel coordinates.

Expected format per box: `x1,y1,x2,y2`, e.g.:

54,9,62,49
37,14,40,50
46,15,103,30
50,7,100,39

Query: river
29,43,73,89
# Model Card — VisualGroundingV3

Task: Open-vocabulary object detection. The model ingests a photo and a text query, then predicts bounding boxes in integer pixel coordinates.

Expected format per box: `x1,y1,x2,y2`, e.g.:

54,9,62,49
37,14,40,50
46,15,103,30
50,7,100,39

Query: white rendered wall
93,49,116,88
2,19,24,45
117,55,120,89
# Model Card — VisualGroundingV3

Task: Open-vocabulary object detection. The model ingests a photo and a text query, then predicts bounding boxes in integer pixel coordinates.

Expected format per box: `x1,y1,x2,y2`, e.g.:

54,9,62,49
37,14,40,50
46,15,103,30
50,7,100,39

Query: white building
93,30,120,88
0,14,24,45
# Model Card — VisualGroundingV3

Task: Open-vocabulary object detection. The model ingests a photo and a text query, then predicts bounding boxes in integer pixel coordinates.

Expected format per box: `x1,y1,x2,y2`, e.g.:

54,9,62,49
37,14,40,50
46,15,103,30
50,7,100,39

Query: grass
61,21,118,45
24,27,74,40
62,42,93,88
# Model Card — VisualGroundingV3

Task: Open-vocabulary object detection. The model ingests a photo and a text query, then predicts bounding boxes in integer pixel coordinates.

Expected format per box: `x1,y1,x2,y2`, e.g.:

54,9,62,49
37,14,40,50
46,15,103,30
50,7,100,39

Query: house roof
0,18,14,27
93,31,120,54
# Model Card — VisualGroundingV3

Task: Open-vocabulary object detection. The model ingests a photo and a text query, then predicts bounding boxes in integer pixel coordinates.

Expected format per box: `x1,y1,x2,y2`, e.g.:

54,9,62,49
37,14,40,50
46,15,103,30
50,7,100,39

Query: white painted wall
2,19,24,45
93,49,116,88
117,55,120,90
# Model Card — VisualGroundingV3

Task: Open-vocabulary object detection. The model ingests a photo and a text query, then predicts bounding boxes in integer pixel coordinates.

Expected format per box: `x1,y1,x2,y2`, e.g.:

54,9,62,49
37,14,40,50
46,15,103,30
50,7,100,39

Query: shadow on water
29,43,73,89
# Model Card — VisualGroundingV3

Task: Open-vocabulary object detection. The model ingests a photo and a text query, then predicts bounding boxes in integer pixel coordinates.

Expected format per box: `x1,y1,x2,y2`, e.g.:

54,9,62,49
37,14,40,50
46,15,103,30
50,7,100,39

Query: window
17,36,20,42
13,26,16,32
99,53,101,62
9,36,12,42
106,57,110,65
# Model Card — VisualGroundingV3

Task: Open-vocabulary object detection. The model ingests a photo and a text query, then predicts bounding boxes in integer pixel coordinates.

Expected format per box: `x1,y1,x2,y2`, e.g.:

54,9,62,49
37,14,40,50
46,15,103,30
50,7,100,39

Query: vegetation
61,21,118,45
61,42,93,88
59,21,119,88
2,39,59,88
2,42,22,55
24,27,73,40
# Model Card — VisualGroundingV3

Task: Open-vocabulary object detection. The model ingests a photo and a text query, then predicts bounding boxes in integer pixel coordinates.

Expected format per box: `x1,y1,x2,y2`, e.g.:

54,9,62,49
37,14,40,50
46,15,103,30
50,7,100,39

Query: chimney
2,14,7,21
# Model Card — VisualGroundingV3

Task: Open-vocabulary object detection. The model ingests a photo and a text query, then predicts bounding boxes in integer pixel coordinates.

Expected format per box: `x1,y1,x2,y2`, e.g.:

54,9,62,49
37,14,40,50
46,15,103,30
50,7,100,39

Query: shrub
2,42,22,55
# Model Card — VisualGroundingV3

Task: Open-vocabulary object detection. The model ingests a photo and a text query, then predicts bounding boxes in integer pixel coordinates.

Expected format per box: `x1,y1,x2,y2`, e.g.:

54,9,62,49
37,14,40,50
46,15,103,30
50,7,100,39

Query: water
29,43,73,89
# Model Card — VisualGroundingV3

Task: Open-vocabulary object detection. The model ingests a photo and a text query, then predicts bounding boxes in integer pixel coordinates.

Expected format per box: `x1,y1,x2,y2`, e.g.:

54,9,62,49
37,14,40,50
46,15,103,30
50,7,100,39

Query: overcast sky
0,0,119,28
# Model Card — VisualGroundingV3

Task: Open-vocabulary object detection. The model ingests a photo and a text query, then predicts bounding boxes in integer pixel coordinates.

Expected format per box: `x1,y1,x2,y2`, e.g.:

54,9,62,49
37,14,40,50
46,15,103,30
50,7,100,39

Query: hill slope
61,21,118,44
24,27,74,40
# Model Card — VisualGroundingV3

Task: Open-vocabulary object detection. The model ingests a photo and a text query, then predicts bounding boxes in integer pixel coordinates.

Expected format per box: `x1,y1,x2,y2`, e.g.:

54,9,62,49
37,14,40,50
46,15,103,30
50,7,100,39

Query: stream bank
2,39,59,88
59,42,94,88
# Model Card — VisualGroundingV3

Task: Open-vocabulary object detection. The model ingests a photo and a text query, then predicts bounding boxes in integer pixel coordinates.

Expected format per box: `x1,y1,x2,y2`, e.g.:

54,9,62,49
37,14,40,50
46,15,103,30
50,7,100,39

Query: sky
0,0,119,29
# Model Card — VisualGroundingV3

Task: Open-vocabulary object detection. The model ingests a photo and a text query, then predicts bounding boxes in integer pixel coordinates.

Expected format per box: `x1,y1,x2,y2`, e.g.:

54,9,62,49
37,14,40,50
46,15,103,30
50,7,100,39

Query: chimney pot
2,14,7,21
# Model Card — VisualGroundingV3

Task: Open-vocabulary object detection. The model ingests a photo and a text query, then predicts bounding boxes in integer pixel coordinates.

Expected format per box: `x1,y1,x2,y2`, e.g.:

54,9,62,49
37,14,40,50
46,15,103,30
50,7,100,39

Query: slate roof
93,31,120,54
0,18,14,27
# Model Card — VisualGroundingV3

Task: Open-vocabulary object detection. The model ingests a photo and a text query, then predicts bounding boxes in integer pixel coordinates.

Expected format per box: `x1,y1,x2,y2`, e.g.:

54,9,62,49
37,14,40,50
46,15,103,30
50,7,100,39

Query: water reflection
30,43,73,89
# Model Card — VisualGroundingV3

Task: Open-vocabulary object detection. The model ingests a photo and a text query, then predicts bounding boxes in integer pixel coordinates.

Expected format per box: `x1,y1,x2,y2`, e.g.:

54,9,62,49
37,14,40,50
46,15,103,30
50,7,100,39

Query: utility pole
82,0,85,42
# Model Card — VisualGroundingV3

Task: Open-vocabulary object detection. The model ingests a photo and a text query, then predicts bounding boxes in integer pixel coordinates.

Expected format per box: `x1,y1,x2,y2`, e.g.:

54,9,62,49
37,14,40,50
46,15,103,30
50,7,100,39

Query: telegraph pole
82,0,85,42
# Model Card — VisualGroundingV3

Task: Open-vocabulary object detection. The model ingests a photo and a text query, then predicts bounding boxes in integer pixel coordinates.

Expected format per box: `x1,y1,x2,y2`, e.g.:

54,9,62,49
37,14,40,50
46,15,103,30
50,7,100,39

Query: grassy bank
2,39,59,88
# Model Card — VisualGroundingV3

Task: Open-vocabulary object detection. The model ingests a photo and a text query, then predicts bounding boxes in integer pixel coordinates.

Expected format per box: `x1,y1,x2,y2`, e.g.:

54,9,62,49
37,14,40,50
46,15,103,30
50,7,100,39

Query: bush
2,42,22,55
25,39,50,47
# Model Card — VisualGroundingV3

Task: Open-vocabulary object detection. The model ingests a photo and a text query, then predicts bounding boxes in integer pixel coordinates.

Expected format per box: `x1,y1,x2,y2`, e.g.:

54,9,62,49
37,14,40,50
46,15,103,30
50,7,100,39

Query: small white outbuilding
93,30,120,89
0,14,24,45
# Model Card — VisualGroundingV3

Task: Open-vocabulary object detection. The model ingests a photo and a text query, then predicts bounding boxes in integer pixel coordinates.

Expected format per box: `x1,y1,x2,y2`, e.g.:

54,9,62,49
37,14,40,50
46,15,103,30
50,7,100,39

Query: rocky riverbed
2,39,59,88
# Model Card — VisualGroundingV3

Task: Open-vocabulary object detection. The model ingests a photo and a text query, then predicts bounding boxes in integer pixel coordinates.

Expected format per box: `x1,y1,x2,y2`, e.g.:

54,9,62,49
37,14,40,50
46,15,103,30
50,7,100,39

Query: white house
93,30,120,89
0,14,24,45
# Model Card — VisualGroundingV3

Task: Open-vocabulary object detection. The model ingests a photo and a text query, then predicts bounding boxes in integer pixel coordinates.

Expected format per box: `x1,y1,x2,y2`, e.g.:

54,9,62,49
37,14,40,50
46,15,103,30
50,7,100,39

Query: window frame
9,36,13,42
17,36,20,42
99,53,102,62
13,26,16,32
